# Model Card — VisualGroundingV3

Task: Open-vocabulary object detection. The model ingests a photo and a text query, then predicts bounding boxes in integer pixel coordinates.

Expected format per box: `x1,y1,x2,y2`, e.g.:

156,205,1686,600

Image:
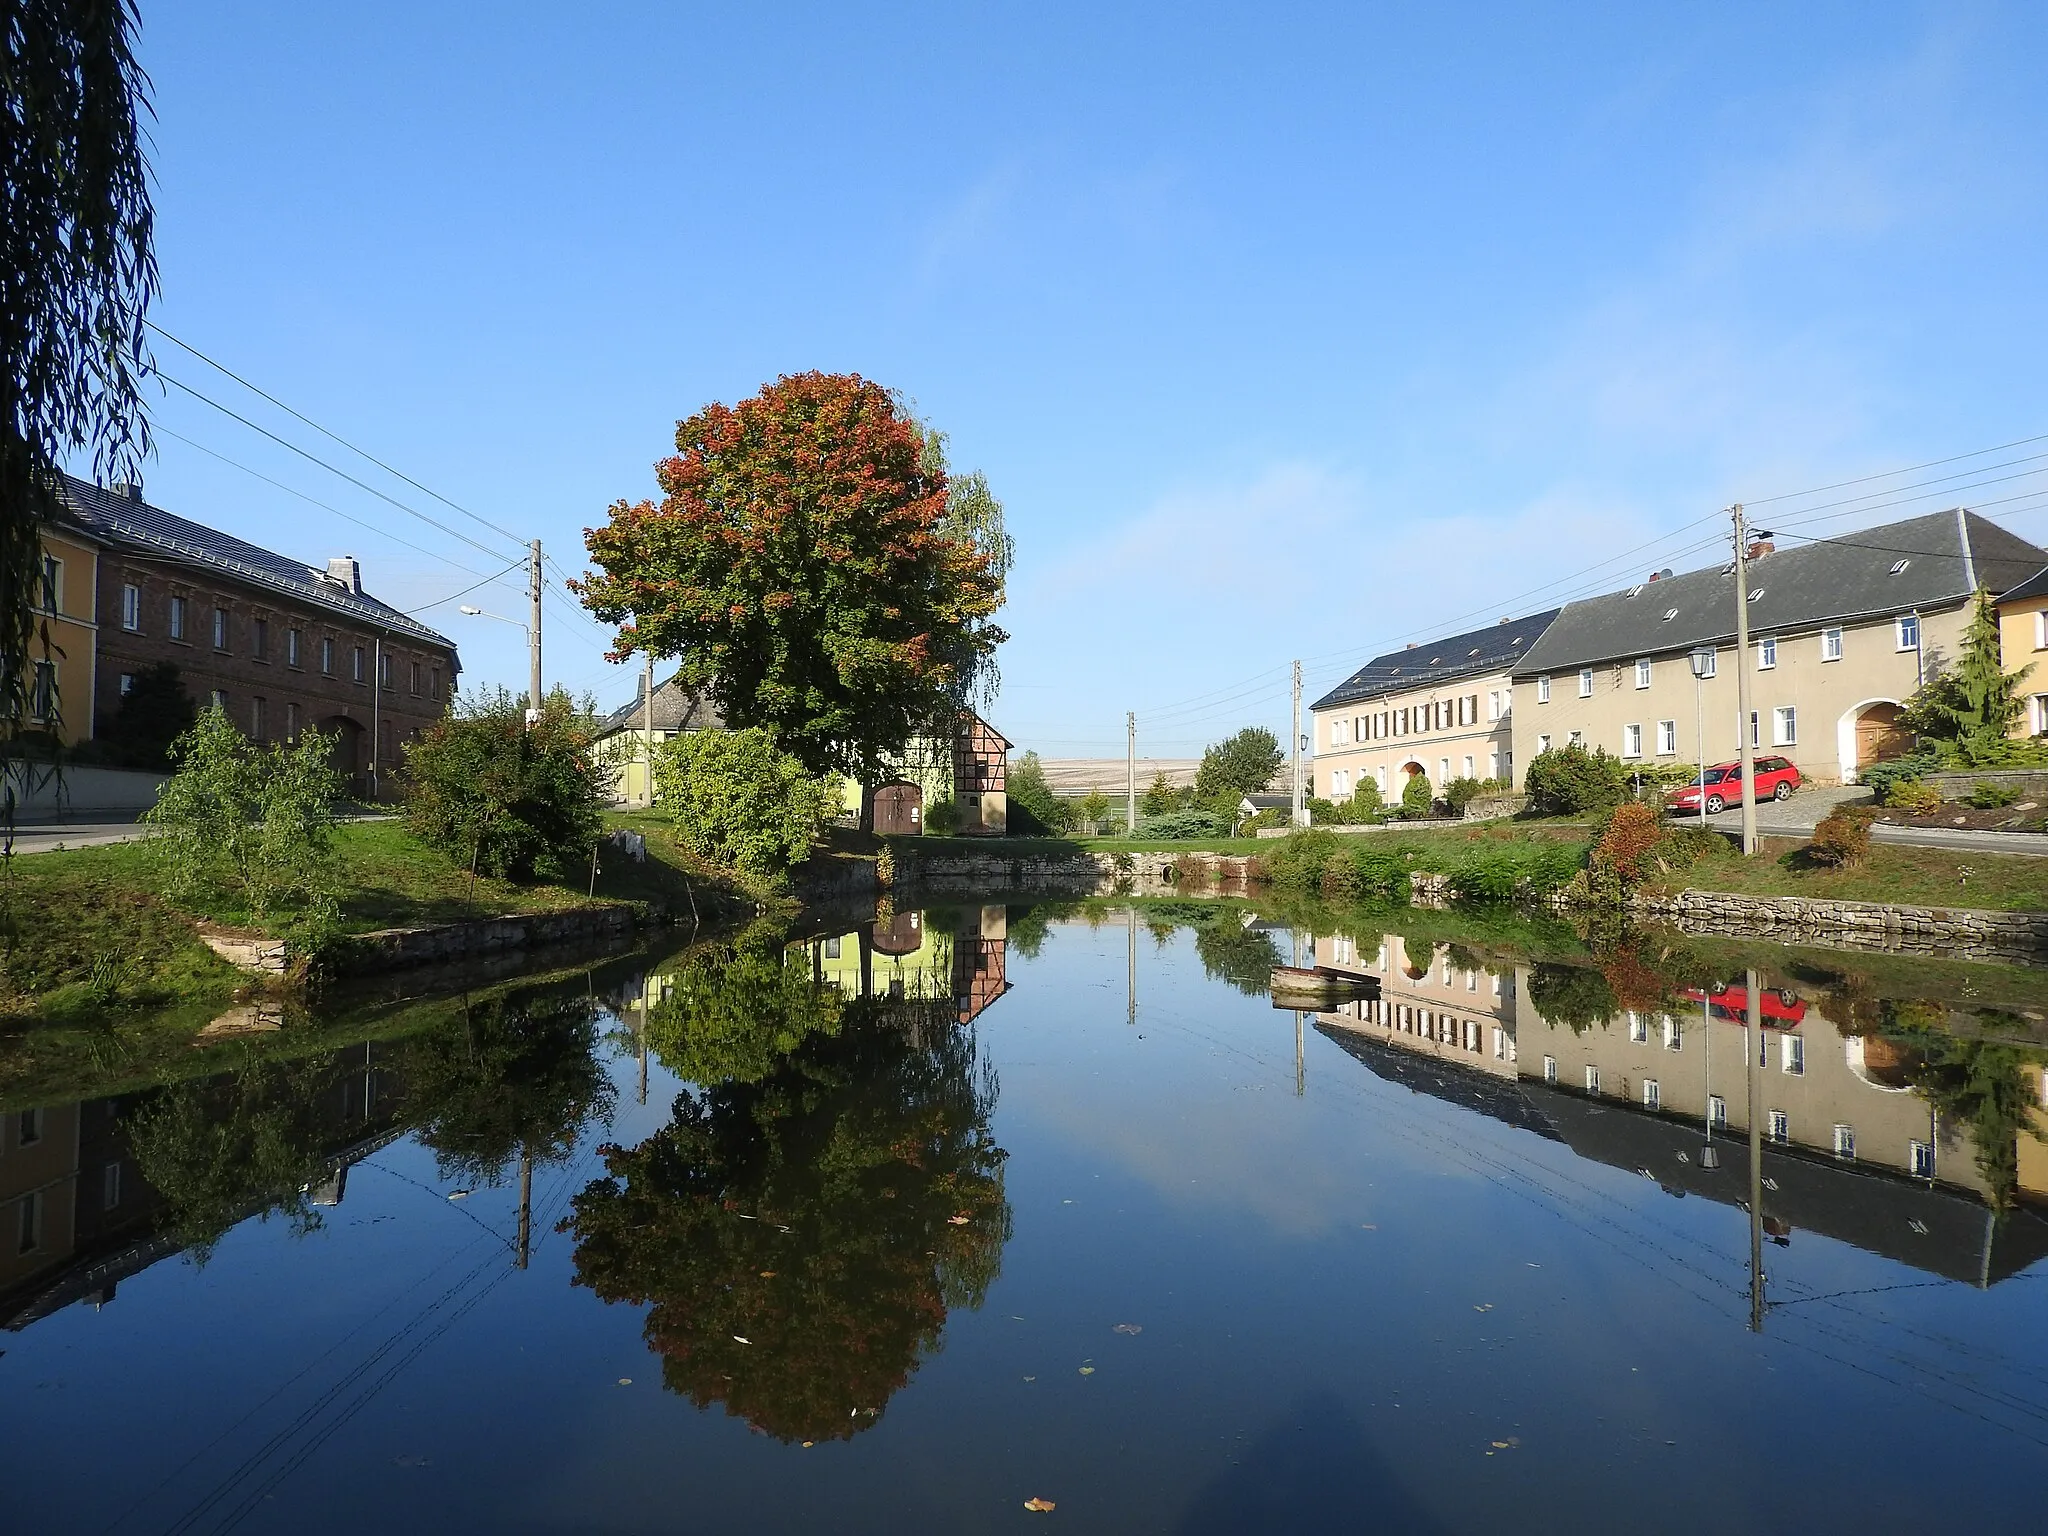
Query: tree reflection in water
566,953,1011,1443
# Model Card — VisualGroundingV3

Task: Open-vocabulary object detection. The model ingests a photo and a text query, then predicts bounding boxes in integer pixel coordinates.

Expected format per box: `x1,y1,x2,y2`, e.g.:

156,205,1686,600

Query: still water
4,900,2048,1533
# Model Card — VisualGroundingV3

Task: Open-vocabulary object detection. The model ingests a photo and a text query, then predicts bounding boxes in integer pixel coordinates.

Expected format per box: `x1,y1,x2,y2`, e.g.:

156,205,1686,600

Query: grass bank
1650,836,2048,912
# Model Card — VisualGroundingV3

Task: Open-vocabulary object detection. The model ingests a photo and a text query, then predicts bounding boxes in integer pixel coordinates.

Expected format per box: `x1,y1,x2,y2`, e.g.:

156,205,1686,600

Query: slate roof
1314,1022,1565,1143
1311,608,1562,713
57,475,458,651
596,672,726,736
1516,509,2048,678
1998,564,2048,605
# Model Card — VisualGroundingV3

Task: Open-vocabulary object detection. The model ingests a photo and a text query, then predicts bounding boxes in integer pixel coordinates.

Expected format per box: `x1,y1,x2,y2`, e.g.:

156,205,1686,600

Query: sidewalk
5,811,152,856
1697,784,2048,859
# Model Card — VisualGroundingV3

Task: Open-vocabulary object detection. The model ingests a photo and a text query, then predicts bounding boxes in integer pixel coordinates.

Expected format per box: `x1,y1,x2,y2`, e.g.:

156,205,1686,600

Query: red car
1667,756,1801,814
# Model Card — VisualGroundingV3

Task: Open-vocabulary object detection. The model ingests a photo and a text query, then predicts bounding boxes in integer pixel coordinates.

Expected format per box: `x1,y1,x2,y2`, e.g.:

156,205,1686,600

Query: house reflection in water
808,906,1012,1028
1310,936,2048,1288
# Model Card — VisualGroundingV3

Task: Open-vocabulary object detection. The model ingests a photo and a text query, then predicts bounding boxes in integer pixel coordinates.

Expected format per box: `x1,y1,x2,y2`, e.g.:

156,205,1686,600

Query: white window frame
1643,1080,1660,1110
29,658,57,722
1757,634,1776,670
1633,657,1651,689
1543,1055,1557,1085
1909,1139,1933,1177
1768,1109,1789,1143
1695,649,1716,679
1782,1035,1804,1075
1622,723,1642,758
1821,626,1844,662
1461,754,1475,779
1536,675,1551,704
1537,734,1552,753
1896,614,1919,652
1628,1011,1647,1043
1585,1065,1601,1094
1833,1123,1856,1159
1708,1094,1727,1128
1773,706,1797,746
1657,719,1676,755
2037,611,2048,651
168,595,187,641
1663,1015,1682,1051
1578,668,1594,698
121,582,141,631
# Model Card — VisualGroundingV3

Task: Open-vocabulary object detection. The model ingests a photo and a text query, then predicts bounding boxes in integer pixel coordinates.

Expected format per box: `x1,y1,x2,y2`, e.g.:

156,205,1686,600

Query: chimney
1746,540,1774,561
1405,641,1417,649
327,555,362,593
111,478,144,502
1499,616,1510,624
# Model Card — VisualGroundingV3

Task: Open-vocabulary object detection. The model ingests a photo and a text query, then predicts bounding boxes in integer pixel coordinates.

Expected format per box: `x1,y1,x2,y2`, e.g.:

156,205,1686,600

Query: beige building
1311,932,1519,1077
1994,564,2048,737
1510,510,2048,786
1310,609,1559,802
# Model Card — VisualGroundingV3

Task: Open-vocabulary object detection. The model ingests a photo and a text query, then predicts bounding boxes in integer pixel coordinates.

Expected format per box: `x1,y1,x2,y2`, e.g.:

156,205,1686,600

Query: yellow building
19,524,101,745
1995,564,2048,736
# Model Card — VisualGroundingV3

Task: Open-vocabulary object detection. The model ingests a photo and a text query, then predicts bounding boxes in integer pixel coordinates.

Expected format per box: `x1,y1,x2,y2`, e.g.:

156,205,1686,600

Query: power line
146,320,529,549
403,557,533,618
1743,430,2048,507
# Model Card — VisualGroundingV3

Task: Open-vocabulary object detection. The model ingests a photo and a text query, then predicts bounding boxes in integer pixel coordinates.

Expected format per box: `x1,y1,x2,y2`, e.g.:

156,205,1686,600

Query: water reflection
567,907,1013,1442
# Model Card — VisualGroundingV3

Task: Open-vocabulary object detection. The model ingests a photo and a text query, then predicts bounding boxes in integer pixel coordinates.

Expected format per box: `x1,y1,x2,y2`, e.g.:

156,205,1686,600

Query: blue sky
118,2,2048,755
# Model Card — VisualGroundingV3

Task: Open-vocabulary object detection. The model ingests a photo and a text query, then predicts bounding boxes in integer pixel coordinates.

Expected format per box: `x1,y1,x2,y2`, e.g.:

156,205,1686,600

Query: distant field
1035,757,1201,794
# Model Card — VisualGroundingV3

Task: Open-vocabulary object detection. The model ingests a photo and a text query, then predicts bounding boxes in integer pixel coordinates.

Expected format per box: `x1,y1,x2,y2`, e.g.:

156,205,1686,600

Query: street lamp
458,605,539,724
1688,645,1715,828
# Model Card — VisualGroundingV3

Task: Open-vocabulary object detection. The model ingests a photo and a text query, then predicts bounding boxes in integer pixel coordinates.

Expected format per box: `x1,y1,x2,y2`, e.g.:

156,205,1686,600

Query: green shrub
144,704,343,917
1442,777,1483,816
1523,743,1627,817
1442,842,1583,903
651,726,836,882
1807,805,1877,868
1264,829,1344,892
1006,750,1068,831
1859,750,1943,804
1348,778,1385,820
1967,780,2021,809
1526,961,1618,1032
1655,824,1726,873
1075,789,1111,833
924,797,962,834
1132,809,1228,840
404,687,612,882
1400,771,1434,819
1886,779,1943,815
1322,845,1409,901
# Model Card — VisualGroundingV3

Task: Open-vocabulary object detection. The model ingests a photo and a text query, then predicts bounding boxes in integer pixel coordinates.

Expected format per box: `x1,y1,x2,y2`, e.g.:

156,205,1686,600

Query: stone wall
348,905,640,971
1923,770,2048,802
1630,888,2048,962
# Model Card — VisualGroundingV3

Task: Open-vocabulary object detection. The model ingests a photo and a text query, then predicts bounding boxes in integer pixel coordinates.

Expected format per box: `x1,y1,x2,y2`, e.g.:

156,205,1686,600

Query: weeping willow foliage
2,0,156,786
913,425,1013,716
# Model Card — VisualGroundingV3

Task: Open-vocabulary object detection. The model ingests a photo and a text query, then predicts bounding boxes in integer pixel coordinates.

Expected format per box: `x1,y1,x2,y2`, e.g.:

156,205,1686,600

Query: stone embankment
201,904,643,977
1627,889,2048,963
887,847,1262,897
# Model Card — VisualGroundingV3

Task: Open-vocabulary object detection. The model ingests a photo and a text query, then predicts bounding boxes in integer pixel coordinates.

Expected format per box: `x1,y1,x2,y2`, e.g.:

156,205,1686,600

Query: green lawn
1658,836,2048,912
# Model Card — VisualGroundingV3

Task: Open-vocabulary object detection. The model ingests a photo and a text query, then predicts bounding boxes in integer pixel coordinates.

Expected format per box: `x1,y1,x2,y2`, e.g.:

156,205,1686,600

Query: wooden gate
1854,703,1911,767
873,779,924,835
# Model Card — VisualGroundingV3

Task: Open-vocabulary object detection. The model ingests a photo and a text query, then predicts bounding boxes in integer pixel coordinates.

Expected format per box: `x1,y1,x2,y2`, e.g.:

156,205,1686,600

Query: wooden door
873,780,924,835
1855,704,1911,765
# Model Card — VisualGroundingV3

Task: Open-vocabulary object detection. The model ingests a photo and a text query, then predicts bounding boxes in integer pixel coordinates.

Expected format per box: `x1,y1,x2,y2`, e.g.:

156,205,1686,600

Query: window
1462,754,1475,778
1537,734,1551,753
1833,1123,1856,1160
1663,1016,1683,1051
19,1107,43,1146
1708,1094,1727,1129
1438,757,1450,783
1585,1065,1601,1094
1488,749,1502,778
1657,719,1677,755
1821,627,1843,662
1782,1035,1804,1075
1643,1080,1661,1110
1543,1055,1557,1085
1748,711,1760,749
17,1189,41,1255
30,660,56,722
102,1163,122,1211
1634,657,1651,688
1492,1028,1507,1060
1578,668,1594,698
253,618,269,659
212,606,229,650
1623,723,1642,758
1757,634,1776,669
1896,614,1919,651
379,651,393,689
1537,675,1551,704
121,582,141,631
353,646,366,684
169,595,187,640
1629,1012,1647,1043
1331,718,1347,746
251,697,266,738
285,702,301,739
320,637,334,675
1768,1109,1789,1143
1909,1140,1934,1178
211,688,228,710
1567,729,1583,746
1487,690,1502,721
2038,611,2048,651
288,628,302,667
1772,706,1797,746
118,672,134,696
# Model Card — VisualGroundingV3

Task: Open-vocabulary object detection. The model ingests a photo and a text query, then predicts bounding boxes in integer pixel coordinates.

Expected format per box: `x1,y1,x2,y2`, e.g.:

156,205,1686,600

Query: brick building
60,476,460,793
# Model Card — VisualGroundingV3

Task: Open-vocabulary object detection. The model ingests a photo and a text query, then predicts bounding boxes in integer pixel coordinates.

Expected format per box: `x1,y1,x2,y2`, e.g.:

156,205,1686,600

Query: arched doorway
872,779,924,835
317,715,366,796
1837,700,1911,782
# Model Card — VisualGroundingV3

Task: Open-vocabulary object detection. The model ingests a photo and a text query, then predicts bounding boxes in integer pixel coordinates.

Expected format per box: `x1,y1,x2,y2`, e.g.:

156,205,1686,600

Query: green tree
143,704,341,917
1141,770,1185,817
1193,727,1283,813
1400,769,1434,819
576,373,1007,802
1522,742,1627,817
1900,588,2036,766
566,1000,1011,1444
1075,788,1111,833
3,2,155,766
101,661,194,770
1004,749,1067,833
916,426,1013,716
653,726,836,882
644,929,845,1085
402,687,611,884
1526,962,1618,1034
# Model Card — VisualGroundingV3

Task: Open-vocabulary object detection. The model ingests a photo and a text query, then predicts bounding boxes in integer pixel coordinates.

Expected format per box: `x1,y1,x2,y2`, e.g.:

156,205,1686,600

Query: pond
4,898,2048,1533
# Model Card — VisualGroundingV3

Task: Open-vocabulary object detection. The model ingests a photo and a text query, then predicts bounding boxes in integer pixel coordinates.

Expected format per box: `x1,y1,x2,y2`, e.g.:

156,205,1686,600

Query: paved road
6,815,152,855
1692,784,2048,858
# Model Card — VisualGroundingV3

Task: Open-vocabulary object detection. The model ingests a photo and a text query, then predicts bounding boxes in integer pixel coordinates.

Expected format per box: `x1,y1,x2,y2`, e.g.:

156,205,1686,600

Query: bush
403,687,613,882
1523,743,1627,818
1655,824,1726,873
1807,805,1877,868
1591,802,1661,883
1132,809,1228,840
1320,845,1410,901
1140,771,1186,817
651,726,836,882
1264,829,1345,893
1075,789,1111,834
1968,780,2021,809
1886,779,1944,815
1442,777,1483,816
143,703,342,916
1859,749,1942,804
102,662,196,771
1400,771,1434,819
1441,842,1582,903
924,797,962,834
1006,750,1068,831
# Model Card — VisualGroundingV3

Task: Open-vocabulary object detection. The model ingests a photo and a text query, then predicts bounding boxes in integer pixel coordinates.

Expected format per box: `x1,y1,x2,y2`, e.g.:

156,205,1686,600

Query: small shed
872,778,925,836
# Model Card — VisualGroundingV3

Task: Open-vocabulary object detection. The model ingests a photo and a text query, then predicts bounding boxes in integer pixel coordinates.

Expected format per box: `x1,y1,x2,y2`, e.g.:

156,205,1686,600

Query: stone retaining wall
348,905,640,971
1630,888,2048,962
1923,770,2048,802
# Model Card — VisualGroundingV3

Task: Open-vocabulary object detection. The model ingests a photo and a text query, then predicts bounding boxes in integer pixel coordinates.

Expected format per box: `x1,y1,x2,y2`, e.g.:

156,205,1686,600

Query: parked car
1666,757,1801,814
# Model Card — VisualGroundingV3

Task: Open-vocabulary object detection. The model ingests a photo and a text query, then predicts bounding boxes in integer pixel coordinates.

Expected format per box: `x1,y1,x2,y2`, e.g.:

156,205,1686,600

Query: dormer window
1749,588,1765,602
1662,608,1679,621
1889,559,1911,575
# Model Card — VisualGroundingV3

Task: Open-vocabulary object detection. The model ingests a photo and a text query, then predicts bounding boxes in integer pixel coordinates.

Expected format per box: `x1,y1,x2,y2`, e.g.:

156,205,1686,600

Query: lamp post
1688,645,1715,828
458,604,537,727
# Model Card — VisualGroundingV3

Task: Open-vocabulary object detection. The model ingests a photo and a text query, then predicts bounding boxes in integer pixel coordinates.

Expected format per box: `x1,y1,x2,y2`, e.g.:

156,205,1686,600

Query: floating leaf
733,1335,751,1344
1112,1323,1143,1335
617,1378,633,1386
1024,1497,1057,1512
1078,1365,1095,1376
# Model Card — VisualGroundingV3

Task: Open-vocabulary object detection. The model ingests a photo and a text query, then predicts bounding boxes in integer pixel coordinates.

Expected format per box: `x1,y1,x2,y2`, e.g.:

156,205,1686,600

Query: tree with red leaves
576,373,1007,798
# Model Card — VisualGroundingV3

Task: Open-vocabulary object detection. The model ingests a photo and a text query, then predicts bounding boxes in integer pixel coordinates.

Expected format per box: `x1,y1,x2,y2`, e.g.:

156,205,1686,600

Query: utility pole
1730,506,1760,855
1290,659,1305,827
642,648,656,807
1126,906,1137,1025
527,538,544,725
1126,711,1137,835
516,1148,532,1270
1745,969,1765,1331
370,634,383,801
